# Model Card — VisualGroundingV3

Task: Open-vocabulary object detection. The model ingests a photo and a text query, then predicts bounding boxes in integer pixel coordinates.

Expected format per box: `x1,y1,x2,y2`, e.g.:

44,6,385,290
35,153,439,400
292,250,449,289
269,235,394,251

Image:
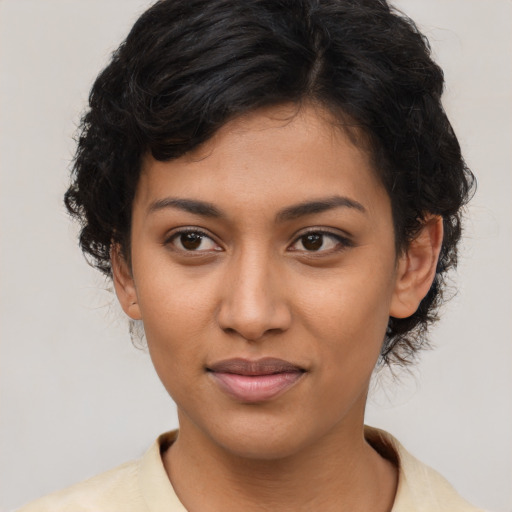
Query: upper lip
207,357,305,376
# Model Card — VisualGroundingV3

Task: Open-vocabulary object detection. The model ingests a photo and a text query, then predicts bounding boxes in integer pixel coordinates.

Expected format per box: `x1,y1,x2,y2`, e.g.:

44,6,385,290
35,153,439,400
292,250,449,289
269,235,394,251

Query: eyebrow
147,195,366,221
275,195,366,222
148,197,223,218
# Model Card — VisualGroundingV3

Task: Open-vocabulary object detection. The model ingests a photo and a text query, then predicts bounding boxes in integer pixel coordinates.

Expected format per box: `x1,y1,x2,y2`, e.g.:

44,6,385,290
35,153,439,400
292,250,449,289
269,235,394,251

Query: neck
163,414,397,512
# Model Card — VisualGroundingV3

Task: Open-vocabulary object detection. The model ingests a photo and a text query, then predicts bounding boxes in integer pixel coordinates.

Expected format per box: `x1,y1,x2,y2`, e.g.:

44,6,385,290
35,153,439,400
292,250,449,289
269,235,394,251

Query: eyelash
165,228,222,253
164,228,353,255
288,229,354,254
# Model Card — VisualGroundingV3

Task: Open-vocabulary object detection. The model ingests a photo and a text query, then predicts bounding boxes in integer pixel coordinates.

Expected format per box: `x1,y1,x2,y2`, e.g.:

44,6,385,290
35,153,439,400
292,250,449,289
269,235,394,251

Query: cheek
132,260,220,380
296,271,393,419
296,260,396,365
134,245,218,326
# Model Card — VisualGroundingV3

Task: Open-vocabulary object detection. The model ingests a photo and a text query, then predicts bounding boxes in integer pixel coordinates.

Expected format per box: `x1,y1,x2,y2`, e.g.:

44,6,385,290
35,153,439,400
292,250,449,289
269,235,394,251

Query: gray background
1,1,510,510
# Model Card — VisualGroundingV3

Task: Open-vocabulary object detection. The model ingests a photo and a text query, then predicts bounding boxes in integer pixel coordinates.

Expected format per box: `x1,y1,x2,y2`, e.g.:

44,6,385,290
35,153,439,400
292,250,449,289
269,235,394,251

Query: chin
218,432,308,461
202,411,327,461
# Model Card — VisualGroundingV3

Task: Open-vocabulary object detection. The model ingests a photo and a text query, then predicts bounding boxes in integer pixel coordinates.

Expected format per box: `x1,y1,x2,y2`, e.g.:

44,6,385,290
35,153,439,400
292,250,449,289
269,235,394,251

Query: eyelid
163,226,353,254
164,226,223,252
291,226,353,242
287,227,354,252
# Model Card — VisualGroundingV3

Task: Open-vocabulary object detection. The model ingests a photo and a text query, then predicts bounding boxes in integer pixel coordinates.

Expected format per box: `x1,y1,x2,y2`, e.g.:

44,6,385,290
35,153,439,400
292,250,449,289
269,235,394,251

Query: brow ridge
276,195,366,222
148,197,223,218
148,195,365,222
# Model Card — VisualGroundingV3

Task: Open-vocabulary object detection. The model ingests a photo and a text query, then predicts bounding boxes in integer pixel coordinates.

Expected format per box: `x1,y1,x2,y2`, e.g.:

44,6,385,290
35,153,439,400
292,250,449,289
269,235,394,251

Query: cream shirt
18,427,484,511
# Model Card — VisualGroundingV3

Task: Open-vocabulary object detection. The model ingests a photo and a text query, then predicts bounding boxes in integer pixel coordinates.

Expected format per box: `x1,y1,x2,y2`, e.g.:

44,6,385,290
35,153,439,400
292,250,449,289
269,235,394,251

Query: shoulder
17,431,185,512
17,459,142,512
365,426,487,512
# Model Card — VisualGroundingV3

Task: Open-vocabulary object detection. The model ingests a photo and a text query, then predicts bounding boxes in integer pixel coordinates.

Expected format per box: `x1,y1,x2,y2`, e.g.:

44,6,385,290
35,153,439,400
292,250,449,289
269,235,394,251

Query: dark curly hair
65,0,475,366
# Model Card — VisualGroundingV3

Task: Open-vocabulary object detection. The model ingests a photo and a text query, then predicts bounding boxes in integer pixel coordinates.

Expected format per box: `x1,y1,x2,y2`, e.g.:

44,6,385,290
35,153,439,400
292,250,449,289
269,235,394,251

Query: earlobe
111,245,142,320
390,216,443,319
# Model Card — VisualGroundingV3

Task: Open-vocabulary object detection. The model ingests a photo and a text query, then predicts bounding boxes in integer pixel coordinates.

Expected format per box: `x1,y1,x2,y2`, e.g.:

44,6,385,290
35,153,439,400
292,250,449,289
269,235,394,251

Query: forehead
135,104,388,220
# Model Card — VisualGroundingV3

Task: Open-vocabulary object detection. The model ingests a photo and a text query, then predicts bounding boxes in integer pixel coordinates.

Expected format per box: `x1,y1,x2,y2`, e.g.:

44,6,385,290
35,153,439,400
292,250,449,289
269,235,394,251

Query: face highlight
114,104,410,459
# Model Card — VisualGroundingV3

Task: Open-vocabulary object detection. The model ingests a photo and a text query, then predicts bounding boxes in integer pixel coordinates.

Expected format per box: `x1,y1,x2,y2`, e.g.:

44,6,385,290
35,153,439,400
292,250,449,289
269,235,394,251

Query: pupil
181,233,202,250
303,234,323,251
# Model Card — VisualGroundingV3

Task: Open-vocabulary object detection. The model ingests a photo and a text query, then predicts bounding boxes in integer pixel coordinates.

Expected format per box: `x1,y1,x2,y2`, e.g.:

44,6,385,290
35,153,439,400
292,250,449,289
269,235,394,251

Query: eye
168,230,221,252
289,231,350,253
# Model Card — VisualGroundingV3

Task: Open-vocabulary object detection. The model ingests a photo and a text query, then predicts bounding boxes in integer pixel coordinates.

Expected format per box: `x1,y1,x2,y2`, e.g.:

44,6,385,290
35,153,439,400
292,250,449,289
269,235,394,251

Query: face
115,104,414,460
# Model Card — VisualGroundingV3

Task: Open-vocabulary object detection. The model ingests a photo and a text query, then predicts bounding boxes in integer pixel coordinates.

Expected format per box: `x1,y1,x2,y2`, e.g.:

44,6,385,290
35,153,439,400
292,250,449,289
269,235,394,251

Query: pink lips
207,358,305,403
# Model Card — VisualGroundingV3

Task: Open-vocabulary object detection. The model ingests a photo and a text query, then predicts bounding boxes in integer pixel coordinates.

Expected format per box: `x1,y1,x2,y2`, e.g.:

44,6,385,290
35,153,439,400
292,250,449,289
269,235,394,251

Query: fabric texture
18,427,484,511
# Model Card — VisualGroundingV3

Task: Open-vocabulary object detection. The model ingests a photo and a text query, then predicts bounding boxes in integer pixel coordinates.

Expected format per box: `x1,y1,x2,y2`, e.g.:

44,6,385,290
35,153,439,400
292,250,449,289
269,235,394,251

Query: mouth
206,357,306,403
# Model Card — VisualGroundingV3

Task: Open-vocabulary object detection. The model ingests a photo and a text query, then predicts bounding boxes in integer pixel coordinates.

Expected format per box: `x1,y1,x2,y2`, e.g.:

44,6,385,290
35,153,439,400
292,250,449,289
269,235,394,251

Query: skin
113,104,443,512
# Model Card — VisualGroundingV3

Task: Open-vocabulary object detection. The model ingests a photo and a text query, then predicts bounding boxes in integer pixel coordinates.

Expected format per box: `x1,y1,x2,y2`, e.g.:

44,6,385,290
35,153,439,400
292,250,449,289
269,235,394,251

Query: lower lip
209,371,304,402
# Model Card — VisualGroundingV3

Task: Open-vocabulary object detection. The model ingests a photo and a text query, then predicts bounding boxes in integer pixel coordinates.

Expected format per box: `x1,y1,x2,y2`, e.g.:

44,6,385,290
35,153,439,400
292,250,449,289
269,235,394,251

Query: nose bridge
217,244,290,341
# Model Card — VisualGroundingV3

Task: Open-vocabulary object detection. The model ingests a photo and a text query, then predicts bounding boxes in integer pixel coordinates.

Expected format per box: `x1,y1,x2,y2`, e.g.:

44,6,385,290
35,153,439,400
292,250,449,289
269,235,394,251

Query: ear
111,244,142,320
390,216,443,319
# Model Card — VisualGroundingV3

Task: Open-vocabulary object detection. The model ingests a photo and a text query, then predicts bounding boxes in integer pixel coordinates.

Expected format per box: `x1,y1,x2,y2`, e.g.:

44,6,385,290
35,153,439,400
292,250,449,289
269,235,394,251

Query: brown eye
302,233,323,251
170,230,220,252
180,232,203,250
289,231,349,253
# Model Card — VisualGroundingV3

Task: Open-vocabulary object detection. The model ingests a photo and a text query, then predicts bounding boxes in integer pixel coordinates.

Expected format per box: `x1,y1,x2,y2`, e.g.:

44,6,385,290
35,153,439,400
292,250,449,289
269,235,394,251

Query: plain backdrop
0,1,511,511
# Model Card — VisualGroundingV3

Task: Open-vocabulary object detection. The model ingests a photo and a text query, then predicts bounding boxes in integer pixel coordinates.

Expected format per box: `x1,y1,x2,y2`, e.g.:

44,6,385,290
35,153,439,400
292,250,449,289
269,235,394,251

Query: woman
18,0,485,510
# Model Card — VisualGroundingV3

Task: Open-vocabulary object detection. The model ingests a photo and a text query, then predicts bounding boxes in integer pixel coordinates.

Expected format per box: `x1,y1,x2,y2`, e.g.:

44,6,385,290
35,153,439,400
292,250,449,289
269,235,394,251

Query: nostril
265,327,285,336
221,324,285,342
216,286,292,341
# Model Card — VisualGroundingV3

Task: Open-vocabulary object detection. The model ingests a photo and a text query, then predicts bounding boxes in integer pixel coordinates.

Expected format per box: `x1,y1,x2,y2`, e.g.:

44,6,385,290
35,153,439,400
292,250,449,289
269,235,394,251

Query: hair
65,0,475,366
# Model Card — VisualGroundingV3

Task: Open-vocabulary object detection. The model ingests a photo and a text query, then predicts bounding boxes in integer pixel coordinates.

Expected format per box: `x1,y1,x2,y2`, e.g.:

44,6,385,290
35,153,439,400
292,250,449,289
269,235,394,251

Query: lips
207,357,305,403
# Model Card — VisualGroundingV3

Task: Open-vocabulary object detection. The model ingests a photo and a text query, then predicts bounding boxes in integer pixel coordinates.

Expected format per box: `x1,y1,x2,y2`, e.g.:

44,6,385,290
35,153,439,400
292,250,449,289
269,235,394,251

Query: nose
216,249,292,342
